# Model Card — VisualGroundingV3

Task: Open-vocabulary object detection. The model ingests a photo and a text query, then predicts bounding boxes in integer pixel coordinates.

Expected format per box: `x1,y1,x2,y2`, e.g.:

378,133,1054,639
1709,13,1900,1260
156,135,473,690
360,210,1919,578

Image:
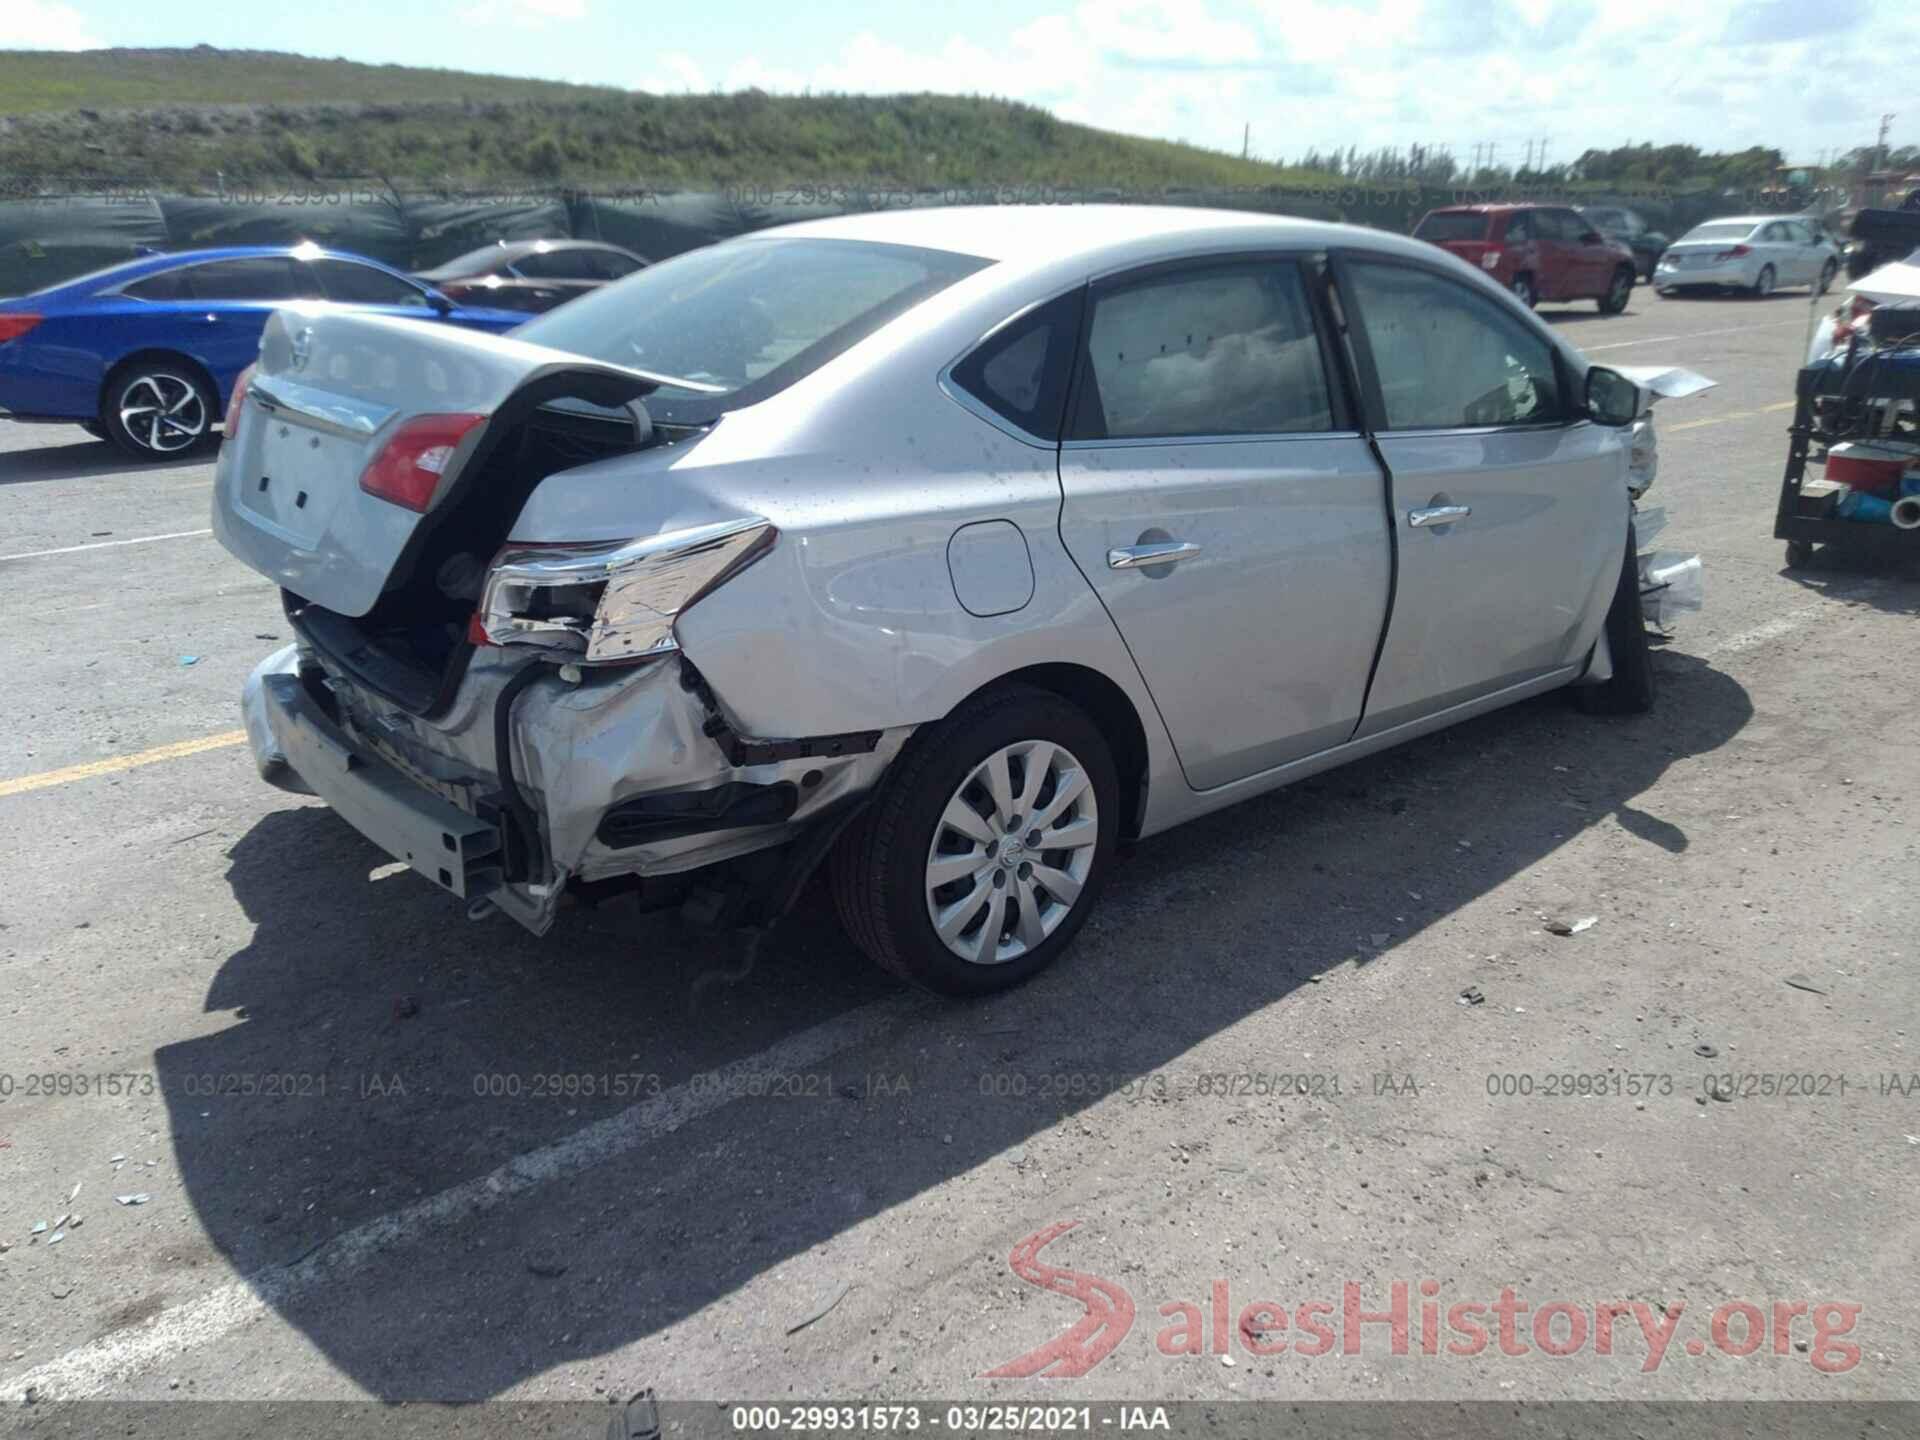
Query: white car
215,206,1707,995
1655,215,1839,297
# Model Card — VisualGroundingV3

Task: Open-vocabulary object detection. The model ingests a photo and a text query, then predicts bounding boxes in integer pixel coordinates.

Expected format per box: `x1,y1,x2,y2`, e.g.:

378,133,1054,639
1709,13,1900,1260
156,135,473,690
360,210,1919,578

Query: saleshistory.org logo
982,1223,1863,1377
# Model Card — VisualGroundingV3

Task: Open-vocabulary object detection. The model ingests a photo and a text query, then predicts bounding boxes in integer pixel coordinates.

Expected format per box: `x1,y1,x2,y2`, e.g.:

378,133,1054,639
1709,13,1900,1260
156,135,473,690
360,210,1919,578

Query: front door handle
1108,540,1202,570
1408,504,1472,528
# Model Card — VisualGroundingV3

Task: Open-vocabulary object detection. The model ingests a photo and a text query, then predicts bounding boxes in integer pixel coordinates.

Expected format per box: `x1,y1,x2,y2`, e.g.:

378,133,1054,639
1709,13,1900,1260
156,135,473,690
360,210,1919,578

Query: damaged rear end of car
218,307,906,936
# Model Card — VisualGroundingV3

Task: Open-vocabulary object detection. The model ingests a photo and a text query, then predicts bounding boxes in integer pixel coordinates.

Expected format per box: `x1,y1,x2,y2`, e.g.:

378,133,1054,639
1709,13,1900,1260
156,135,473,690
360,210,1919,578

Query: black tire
830,685,1119,996
1574,525,1656,715
1784,539,1814,570
1817,259,1837,295
1750,264,1776,300
100,359,216,460
78,420,107,441
1598,265,1633,314
1510,272,1537,309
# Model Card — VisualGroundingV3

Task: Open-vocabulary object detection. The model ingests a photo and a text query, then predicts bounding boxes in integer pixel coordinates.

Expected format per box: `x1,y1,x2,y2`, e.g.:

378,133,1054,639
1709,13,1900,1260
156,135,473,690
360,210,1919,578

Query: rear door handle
1408,504,1472,528
1108,540,1201,570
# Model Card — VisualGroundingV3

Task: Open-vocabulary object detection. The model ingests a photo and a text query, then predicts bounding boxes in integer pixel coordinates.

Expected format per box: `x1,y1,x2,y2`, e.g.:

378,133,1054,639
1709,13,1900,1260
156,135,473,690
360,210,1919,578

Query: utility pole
1879,114,1895,171
1242,122,1250,160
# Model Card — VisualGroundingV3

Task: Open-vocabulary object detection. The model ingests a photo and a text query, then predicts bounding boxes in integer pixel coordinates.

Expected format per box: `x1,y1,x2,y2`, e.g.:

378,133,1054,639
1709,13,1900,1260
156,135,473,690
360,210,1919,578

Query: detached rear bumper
247,649,506,902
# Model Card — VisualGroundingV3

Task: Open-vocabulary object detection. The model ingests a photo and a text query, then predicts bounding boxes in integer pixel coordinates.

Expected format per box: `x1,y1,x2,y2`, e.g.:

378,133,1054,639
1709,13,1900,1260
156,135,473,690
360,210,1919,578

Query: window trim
1328,247,1579,438
1059,250,1358,450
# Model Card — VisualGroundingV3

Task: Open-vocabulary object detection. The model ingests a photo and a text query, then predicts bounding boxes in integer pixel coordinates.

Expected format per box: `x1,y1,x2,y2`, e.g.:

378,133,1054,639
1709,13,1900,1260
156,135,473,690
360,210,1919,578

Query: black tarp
0,194,168,296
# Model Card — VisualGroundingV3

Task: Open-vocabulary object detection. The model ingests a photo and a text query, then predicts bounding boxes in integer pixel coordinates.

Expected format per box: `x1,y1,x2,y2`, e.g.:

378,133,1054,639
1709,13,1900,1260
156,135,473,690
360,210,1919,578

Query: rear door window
311,259,430,307
180,257,312,301
1343,259,1563,430
123,268,192,301
1414,212,1490,242
1529,209,1567,241
1505,210,1535,242
591,250,644,279
514,248,598,280
950,289,1084,441
1070,260,1335,440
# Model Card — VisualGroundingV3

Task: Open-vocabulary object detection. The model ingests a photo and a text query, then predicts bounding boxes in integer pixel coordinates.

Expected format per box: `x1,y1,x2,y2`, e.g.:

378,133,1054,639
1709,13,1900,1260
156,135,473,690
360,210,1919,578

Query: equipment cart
1776,347,1920,569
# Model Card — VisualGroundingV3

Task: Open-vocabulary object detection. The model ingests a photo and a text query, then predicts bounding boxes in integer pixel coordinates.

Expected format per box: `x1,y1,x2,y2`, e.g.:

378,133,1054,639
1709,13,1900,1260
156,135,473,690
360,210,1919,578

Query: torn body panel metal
242,640,910,933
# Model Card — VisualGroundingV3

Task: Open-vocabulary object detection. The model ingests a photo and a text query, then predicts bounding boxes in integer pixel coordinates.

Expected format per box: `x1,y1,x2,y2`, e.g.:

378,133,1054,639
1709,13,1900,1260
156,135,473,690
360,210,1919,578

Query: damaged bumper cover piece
242,643,909,934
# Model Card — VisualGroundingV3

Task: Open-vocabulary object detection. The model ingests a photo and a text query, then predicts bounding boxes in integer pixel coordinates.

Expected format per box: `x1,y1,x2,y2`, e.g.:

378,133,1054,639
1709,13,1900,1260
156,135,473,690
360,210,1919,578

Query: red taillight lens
359,413,487,512
1716,244,1752,260
223,363,255,434
0,313,42,344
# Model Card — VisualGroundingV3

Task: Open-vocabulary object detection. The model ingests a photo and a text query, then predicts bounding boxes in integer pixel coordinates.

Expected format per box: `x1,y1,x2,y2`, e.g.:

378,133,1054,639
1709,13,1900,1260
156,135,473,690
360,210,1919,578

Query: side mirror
1586,366,1640,427
1580,231,1604,245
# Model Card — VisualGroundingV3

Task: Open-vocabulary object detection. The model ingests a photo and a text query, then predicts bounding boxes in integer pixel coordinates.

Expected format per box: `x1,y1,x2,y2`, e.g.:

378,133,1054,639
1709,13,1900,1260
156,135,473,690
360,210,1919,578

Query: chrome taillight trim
480,517,775,662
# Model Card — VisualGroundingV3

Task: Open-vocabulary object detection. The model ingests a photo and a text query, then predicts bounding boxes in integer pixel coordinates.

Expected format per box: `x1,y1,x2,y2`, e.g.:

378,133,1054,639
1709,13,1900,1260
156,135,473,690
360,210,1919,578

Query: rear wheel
100,361,216,460
1575,525,1656,715
1510,272,1537,309
78,420,107,441
1751,264,1776,299
1599,265,1633,314
831,686,1118,996
1817,259,1838,295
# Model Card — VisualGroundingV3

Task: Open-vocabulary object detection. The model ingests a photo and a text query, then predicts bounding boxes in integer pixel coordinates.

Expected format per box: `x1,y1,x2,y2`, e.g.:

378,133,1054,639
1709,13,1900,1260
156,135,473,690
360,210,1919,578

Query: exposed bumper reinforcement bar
260,669,505,900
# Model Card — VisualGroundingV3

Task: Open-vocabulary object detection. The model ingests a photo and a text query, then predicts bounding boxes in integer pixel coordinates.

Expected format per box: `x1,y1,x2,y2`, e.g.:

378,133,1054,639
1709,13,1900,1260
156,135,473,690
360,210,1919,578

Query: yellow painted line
0,731,246,798
1667,400,1795,433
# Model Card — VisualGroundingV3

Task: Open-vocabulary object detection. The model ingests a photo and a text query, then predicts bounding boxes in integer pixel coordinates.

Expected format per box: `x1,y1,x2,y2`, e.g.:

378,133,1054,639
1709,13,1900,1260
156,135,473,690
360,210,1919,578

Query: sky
13,0,1917,167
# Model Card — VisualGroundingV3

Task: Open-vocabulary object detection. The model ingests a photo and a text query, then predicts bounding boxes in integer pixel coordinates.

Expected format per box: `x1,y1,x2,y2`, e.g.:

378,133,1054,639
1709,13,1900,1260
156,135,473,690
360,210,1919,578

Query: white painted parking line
0,528,212,563
0,991,930,1403
1582,317,1808,352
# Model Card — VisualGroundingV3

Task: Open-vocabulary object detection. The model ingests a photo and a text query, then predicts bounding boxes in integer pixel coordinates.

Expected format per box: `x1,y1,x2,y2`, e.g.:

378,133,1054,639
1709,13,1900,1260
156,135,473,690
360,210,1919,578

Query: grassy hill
0,48,1327,191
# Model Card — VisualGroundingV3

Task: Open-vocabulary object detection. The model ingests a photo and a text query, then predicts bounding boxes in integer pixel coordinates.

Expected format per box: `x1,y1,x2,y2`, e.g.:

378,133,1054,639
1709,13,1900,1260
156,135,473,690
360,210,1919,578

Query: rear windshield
513,237,990,424
1414,212,1489,242
1681,222,1757,243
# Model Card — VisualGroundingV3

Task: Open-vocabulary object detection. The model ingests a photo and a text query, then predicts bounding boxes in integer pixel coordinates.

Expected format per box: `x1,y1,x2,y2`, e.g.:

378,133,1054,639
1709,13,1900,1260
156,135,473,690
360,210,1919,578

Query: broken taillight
223,363,255,434
0,314,42,344
359,413,487,512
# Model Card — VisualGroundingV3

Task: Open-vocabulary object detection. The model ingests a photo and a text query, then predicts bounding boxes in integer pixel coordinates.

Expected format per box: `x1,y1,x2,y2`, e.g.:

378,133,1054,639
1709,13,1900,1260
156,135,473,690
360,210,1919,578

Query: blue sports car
0,244,527,459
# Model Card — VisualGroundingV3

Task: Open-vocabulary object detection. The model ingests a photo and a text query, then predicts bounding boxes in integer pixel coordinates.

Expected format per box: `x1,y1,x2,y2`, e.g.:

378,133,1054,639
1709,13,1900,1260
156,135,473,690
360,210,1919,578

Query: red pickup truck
1414,203,1638,313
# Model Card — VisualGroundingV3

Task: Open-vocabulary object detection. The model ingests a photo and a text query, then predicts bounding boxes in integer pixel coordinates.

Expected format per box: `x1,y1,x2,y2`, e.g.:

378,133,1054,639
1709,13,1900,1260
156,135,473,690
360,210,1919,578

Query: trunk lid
212,306,655,617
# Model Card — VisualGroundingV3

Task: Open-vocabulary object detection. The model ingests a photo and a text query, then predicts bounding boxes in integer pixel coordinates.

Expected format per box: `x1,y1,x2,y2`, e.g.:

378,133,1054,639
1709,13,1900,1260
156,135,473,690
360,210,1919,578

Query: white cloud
14,0,100,49
636,0,1920,165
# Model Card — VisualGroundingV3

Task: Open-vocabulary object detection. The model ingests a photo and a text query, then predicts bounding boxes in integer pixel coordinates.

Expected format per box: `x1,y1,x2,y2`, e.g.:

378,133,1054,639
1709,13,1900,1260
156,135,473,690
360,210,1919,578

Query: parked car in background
413,239,648,314
217,206,1702,996
1413,204,1637,312
0,244,527,459
1580,206,1669,280
1653,216,1839,298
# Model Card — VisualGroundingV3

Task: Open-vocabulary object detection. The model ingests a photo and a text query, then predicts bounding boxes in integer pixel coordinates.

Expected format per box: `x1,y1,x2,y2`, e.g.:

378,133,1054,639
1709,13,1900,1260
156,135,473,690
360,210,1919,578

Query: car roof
739,203,1437,270
1690,216,1784,228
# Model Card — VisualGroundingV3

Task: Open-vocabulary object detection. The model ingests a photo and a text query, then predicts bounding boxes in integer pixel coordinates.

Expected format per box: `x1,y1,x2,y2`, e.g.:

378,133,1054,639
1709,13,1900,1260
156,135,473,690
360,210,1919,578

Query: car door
128,257,315,386
1757,222,1797,283
1528,208,1581,300
1555,207,1611,294
1332,253,1624,736
1054,256,1393,790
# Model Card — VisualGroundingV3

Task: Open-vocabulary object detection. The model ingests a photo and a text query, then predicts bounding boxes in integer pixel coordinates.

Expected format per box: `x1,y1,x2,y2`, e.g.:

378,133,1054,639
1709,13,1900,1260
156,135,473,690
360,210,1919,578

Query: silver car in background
1654,214,1839,297
215,206,1699,995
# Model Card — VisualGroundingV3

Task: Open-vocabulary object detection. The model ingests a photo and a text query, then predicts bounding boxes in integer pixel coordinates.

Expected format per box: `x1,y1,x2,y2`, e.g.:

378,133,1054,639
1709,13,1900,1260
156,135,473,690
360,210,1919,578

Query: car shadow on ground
153,647,1752,1398
0,432,213,485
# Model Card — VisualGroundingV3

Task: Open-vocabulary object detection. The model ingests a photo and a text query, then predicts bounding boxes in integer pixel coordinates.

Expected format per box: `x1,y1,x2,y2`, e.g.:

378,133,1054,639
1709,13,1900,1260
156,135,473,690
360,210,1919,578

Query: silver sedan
1655,214,1839,296
215,206,1697,994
